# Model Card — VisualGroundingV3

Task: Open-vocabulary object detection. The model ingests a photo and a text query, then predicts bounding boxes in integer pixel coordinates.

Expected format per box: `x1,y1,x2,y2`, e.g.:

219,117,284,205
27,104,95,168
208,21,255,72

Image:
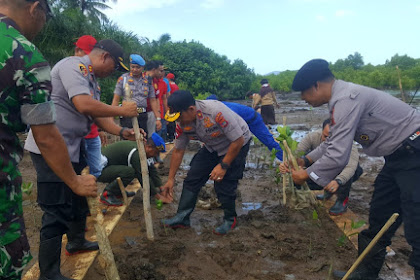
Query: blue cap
129,54,145,66
206,94,218,100
151,132,166,152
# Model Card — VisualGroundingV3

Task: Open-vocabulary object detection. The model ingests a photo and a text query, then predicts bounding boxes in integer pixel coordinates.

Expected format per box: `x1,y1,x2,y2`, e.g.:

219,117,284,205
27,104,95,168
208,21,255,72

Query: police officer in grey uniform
111,54,162,134
161,90,251,235
289,59,420,280
25,39,139,280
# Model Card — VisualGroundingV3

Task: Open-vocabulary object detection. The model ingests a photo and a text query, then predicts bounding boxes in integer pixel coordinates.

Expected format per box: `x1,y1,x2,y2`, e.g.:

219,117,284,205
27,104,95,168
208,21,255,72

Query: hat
75,35,97,55
292,59,333,92
164,90,195,122
166,73,175,80
151,133,166,152
94,39,129,72
130,54,145,66
260,79,268,85
206,94,218,100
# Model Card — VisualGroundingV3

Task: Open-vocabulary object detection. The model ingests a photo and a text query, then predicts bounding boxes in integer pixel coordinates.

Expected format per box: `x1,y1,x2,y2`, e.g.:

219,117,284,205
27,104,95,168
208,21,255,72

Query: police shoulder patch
79,64,88,77
215,112,228,128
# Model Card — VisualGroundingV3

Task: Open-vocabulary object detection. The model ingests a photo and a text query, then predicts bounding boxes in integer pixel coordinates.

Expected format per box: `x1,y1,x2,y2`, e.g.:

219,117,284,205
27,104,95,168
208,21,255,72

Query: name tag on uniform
309,172,320,181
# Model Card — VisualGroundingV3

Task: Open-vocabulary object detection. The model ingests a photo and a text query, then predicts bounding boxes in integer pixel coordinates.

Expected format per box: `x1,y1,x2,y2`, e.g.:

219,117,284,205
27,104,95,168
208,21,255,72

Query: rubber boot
116,190,136,198
316,190,333,201
65,219,99,256
39,235,74,280
100,190,123,206
415,269,420,280
329,197,349,215
161,188,198,228
214,199,237,235
334,234,386,279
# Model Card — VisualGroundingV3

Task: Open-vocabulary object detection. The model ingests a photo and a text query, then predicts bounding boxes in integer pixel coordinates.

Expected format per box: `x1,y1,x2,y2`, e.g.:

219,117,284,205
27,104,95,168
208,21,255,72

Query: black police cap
167,90,196,114
94,39,129,72
292,59,333,92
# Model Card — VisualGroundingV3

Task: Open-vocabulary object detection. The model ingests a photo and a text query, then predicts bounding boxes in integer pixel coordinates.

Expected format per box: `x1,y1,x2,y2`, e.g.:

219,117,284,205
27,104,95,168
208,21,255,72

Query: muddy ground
20,95,415,280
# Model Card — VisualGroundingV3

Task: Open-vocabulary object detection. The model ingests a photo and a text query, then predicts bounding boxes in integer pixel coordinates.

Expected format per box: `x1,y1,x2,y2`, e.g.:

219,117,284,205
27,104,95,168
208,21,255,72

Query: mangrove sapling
337,220,366,247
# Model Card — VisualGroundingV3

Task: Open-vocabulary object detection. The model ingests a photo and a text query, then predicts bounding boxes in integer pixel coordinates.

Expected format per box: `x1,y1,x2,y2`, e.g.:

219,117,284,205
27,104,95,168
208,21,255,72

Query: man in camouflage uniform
0,1,97,279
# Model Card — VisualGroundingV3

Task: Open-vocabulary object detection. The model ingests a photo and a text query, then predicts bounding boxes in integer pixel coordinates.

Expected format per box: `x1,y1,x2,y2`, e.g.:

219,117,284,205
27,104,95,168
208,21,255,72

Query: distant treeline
252,52,420,96
36,2,419,102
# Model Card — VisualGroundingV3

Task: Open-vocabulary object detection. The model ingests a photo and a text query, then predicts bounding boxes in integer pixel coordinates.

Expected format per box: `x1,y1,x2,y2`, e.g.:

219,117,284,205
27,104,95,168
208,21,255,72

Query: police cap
292,59,333,92
165,90,195,122
130,54,145,66
151,133,166,152
94,39,129,72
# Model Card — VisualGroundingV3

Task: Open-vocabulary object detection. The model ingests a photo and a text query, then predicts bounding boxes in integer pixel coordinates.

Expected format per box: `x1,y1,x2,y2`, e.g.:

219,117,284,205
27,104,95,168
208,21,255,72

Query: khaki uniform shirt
175,100,251,156
25,55,100,162
296,129,359,185
114,72,155,108
306,80,420,186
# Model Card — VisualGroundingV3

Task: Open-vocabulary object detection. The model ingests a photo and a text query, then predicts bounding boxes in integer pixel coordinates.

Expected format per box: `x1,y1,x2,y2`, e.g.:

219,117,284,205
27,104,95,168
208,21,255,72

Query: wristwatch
335,179,343,186
156,117,161,121
220,162,230,170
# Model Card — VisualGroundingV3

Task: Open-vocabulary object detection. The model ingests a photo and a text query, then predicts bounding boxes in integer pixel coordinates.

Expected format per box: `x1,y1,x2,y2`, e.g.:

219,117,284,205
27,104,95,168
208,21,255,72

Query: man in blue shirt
206,95,283,160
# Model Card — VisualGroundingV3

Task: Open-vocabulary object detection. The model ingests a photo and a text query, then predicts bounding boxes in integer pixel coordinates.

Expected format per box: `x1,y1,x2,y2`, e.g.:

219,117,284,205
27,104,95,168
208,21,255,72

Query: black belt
137,107,147,113
390,128,420,158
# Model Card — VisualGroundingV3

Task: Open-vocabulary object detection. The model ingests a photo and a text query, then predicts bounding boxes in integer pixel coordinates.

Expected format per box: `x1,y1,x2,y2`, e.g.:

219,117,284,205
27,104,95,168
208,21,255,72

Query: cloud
105,0,180,15
315,15,327,22
201,0,224,9
335,9,354,17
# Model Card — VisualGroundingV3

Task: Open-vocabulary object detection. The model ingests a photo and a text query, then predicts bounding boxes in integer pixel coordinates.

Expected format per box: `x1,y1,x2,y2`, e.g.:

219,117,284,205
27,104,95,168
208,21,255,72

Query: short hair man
0,1,97,279
98,133,169,206
25,39,139,279
161,90,251,235
290,59,420,279
112,54,162,135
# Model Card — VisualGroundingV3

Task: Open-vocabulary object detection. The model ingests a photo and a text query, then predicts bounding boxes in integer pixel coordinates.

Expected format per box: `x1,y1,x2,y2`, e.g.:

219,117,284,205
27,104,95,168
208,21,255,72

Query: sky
104,0,420,75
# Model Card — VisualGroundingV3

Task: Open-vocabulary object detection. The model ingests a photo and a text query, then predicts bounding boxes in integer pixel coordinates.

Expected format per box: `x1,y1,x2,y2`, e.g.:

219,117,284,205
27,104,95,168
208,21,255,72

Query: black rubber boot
415,269,420,280
214,199,237,235
65,219,99,256
334,234,386,279
316,190,333,201
39,235,74,280
161,188,198,228
100,190,123,206
329,197,349,215
116,190,136,198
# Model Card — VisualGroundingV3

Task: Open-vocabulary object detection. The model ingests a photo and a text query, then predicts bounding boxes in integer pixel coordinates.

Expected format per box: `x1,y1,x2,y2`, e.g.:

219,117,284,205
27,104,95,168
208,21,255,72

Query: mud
19,96,414,280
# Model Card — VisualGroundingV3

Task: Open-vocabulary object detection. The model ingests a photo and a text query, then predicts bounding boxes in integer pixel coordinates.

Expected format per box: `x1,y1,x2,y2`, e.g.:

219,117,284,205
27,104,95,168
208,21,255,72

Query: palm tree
53,0,116,23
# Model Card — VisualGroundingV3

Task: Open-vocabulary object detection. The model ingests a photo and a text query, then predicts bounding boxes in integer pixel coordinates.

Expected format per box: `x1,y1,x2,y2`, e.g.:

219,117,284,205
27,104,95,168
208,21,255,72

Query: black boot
334,234,386,279
214,199,237,235
100,190,123,206
329,197,349,215
316,190,333,201
39,235,73,280
65,219,99,256
161,188,198,228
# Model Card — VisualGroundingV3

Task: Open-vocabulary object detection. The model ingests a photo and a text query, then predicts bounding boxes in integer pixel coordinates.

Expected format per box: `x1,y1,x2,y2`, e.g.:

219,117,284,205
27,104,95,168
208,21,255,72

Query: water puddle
242,202,262,210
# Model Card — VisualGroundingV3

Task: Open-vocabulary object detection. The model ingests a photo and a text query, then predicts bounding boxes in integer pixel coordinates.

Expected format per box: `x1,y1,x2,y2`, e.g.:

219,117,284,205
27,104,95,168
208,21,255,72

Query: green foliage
276,125,298,153
21,182,34,196
312,209,319,220
337,219,366,247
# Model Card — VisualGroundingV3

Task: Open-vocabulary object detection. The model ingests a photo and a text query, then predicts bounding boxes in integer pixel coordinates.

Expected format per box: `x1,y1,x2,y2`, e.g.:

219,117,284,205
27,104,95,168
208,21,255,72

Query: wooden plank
313,190,367,248
23,143,174,280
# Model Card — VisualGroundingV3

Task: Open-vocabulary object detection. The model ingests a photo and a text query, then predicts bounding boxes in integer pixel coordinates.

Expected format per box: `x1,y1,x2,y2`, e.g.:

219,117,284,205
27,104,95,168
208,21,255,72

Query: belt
137,107,147,113
389,128,420,159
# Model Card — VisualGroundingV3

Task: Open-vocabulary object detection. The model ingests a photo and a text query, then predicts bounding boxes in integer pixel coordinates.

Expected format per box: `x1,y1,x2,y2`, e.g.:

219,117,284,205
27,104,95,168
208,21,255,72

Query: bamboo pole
124,83,154,241
396,66,406,102
82,167,121,280
116,177,128,205
342,213,399,280
282,140,317,205
282,117,287,206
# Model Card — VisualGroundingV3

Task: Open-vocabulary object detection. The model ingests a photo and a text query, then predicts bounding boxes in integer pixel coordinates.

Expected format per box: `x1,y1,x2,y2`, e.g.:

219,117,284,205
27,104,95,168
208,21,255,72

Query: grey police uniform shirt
175,100,252,156
306,79,420,187
25,55,100,163
114,73,155,108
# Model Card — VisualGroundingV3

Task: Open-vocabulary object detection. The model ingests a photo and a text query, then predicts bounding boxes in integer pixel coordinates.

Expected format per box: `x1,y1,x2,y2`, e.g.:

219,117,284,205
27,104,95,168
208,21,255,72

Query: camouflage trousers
0,217,32,280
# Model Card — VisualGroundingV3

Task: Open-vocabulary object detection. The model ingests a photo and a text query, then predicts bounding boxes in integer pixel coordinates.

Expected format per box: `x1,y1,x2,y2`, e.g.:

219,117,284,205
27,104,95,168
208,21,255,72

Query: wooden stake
116,177,128,205
342,213,399,280
124,83,154,241
82,167,121,280
282,117,287,206
282,140,317,205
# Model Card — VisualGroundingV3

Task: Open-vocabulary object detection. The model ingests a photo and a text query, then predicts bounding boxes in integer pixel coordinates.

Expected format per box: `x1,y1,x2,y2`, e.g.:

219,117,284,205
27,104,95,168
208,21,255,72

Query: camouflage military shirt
0,13,55,251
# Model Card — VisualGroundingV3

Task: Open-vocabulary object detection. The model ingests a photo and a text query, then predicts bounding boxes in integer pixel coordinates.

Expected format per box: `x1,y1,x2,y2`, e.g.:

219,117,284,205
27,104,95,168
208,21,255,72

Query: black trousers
120,112,148,135
183,141,250,201
361,136,420,270
30,153,88,241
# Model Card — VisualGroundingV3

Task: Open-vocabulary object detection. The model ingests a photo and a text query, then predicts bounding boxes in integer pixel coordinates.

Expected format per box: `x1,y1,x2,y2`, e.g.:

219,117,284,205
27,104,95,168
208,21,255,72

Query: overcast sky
104,0,420,75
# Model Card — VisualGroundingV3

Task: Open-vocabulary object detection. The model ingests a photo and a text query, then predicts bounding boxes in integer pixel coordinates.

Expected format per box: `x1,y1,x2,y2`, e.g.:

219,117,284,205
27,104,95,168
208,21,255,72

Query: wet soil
19,96,414,280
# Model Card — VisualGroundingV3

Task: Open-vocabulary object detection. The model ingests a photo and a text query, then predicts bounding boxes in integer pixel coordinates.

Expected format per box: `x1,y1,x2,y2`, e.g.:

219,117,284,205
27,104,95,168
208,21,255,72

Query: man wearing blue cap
98,133,167,206
206,94,283,160
288,59,420,280
112,54,162,134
